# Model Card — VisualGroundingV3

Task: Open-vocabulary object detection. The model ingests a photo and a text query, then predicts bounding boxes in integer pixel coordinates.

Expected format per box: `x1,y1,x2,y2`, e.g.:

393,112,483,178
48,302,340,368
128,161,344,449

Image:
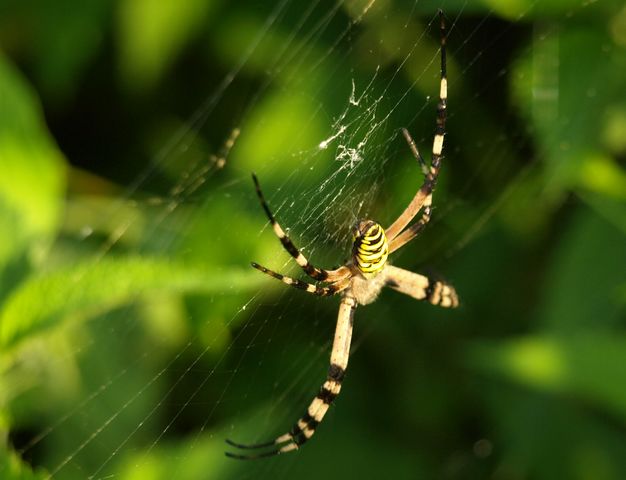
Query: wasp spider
226,11,457,460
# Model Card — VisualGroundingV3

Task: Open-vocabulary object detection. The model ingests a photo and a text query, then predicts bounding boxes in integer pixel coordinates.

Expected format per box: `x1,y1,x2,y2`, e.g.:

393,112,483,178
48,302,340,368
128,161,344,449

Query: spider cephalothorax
226,10,457,460
352,220,389,278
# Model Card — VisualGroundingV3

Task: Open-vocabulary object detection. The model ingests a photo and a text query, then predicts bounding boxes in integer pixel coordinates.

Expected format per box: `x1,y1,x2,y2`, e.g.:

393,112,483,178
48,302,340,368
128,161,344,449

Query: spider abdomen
352,221,389,278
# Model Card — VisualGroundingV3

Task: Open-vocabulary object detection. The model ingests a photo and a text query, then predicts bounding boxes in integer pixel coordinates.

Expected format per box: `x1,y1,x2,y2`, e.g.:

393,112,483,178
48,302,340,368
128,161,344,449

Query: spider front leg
252,174,351,282
387,130,435,253
225,295,357,459
385,10,448,248
251,262,350,297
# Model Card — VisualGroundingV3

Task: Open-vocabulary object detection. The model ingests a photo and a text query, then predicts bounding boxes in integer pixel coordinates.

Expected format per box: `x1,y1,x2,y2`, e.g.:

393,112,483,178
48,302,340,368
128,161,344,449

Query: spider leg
402,128,429,176
388,129,433,253
252,174,351,282
385,265,458,308
388,208,431,253
251,262,350,297
225,296,356,459
385,10,447,243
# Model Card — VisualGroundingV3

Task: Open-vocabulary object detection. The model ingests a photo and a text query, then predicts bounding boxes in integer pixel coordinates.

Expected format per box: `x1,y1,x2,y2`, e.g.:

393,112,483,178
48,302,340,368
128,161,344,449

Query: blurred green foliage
0,0,625,479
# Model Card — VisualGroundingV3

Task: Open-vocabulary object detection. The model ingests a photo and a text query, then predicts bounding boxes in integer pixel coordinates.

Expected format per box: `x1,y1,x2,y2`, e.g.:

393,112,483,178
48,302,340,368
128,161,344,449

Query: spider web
5,0,623,479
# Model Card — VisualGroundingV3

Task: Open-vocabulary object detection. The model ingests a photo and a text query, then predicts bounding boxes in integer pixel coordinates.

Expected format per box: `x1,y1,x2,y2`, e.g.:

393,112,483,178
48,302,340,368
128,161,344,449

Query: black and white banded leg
388,129,434,252
385,265,458,308
251,262,350,297
252,174,351,282
225,295,356,459
385,10,448,249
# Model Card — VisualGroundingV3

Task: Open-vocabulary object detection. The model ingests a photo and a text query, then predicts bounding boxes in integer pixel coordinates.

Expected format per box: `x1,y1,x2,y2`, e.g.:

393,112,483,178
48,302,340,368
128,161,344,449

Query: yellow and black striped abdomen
353,221,388,278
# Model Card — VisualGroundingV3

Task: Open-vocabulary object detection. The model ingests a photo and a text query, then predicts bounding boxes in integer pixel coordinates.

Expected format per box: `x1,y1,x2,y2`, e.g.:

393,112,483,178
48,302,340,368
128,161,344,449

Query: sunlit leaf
0,55,66,294
539,207,625,330
510,22,626,194
0,257,263,352
117,0,217,90
469,334,626,422
0,447,48,480
233,90,327,176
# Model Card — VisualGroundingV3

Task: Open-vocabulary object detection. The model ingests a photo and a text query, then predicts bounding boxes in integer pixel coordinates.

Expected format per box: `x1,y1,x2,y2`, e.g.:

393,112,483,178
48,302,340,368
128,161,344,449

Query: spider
226,10,458,460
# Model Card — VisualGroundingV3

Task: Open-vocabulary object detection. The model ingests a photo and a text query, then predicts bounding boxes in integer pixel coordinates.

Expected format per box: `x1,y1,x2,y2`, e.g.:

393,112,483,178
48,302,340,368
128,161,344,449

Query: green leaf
28,1,109,100
0,54,66,295
0,256,263,352
233,90,327,176
0,446,48,480
539,207,626,330
483,0,620,20
117,0,217,90
577,154,626,202
469,333,626,422
511,22,626,194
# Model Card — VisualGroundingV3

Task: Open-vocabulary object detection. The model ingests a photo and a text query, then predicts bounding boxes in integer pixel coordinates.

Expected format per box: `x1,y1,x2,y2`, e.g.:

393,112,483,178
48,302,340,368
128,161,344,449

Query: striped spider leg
385,265,458,308
251,173,352,284
386,9,448,254
250,262,350,297
226,176,354,459
385,10,457,308
226,295,356,459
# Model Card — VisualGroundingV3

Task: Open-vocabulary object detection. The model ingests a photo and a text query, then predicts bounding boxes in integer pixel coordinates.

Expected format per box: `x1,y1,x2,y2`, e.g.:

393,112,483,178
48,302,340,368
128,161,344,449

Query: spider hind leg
224,369,344,460
224,434,295,460
225,298,354,460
